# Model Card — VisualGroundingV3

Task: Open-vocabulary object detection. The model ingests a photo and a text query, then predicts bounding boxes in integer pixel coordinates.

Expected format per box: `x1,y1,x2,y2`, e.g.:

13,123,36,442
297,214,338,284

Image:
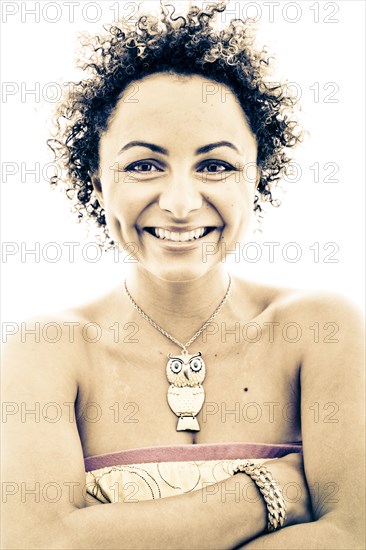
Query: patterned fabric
84,442,302,504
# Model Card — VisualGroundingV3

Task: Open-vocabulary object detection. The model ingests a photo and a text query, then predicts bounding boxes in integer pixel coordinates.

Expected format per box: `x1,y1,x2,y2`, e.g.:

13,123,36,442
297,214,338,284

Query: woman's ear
90,173,104,208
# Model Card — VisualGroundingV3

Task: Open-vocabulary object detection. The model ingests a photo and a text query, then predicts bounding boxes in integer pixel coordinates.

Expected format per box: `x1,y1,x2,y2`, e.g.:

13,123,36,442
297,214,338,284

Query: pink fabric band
84,441,302,472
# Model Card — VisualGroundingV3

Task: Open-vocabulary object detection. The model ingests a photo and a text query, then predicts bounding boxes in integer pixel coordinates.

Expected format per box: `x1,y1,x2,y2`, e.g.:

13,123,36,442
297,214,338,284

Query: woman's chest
76,330,302,456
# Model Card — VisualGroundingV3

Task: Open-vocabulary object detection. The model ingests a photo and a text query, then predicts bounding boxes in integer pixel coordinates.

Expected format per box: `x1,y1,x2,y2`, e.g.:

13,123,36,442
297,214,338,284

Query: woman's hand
262,452,313,527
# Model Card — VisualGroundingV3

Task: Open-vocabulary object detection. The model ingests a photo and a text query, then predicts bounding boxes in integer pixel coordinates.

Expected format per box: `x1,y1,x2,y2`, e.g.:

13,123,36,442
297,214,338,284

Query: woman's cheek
104,213,123,246
218,191,249,237
102,193,128,247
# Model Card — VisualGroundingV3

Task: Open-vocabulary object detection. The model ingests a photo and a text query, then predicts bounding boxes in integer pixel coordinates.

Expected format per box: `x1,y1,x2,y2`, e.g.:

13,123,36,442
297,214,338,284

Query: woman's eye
125,161,163,173
118,160,237,175
199,161,236,173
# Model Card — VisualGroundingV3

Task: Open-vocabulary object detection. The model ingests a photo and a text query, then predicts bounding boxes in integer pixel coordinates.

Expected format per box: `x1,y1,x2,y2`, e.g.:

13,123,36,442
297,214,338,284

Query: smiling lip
142,226,222,250
144,226,218,241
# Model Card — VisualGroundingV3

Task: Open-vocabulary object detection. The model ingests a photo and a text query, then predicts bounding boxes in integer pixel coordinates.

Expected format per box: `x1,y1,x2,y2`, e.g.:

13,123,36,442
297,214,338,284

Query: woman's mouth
143,226,218,242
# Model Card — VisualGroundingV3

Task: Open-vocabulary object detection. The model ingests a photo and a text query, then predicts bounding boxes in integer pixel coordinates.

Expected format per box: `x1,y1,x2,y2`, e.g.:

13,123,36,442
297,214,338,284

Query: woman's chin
138,261,218,283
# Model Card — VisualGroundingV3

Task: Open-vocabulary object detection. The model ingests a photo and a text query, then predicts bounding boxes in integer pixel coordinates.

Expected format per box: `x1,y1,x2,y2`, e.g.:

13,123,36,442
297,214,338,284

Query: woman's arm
61,453,310,550
1,317,308,550
61,475,266,550
241,294,365,549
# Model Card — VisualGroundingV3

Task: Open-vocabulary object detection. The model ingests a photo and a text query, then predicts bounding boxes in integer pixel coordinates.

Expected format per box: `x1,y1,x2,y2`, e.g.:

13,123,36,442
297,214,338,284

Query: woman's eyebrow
117,140,241,156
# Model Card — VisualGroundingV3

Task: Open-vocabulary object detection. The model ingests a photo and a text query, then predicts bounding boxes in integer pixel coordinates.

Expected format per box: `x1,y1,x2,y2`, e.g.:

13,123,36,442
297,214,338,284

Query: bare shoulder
266,285,365,384
3,308,90,350
2,285,125,387
2,307,94,390
276,286,363,322
3,284,122,351
275,287,364,350
234,276,364,358
239,276,363,324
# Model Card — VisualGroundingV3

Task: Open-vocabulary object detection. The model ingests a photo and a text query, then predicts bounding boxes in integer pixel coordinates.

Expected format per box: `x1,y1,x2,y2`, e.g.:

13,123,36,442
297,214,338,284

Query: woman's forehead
101,72,256,155
113,72,242,117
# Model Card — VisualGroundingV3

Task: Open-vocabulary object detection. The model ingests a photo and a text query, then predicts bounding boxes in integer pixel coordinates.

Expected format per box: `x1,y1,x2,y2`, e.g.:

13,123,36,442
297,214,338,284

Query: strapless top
84,442,302,504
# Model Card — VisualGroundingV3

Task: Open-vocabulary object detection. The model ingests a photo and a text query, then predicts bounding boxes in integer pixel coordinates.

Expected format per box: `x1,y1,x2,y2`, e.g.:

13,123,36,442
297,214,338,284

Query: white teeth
179,232,190,242
149,227,211,242
170,232,180,242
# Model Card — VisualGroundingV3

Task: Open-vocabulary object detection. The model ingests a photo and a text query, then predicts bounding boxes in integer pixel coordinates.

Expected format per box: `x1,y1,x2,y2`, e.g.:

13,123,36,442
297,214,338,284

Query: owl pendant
166,350,206,431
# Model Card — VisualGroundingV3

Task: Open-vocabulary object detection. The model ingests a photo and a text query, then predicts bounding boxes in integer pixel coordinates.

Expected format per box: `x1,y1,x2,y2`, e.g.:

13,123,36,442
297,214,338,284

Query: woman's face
96,72,258,281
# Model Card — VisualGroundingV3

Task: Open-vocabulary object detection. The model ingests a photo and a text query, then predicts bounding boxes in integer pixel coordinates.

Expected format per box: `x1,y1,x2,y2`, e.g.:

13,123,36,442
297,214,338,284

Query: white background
1,0,365,323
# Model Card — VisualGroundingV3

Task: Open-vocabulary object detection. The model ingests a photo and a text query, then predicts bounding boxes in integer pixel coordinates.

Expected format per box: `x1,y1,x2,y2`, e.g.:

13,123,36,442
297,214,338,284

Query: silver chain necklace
123,273,232,432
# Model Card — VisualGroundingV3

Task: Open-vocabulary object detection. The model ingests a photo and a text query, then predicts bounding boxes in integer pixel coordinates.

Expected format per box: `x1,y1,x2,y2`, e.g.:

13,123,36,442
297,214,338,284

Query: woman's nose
158,177,203,218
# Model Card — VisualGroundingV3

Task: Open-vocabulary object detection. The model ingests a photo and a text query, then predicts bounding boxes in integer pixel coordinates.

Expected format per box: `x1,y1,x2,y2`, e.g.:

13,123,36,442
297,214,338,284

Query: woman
2,1,364,549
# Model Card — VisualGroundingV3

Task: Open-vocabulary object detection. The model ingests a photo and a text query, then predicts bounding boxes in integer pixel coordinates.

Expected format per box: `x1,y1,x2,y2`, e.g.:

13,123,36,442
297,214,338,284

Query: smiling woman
2,1,365,550
92,72,258,281
46,1,301,247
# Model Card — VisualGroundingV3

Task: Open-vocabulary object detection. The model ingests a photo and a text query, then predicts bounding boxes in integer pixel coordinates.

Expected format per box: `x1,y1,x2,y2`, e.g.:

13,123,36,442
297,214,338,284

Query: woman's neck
124,265,232,339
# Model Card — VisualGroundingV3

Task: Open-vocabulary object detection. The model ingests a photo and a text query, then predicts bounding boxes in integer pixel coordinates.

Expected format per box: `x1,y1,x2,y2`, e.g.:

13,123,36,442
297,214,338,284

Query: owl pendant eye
190,358,203,372
166,350,206,432
169,359,183,374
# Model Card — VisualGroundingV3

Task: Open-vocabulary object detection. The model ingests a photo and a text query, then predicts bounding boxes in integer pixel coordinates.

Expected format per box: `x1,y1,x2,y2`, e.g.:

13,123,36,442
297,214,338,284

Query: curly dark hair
48,0,303,246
